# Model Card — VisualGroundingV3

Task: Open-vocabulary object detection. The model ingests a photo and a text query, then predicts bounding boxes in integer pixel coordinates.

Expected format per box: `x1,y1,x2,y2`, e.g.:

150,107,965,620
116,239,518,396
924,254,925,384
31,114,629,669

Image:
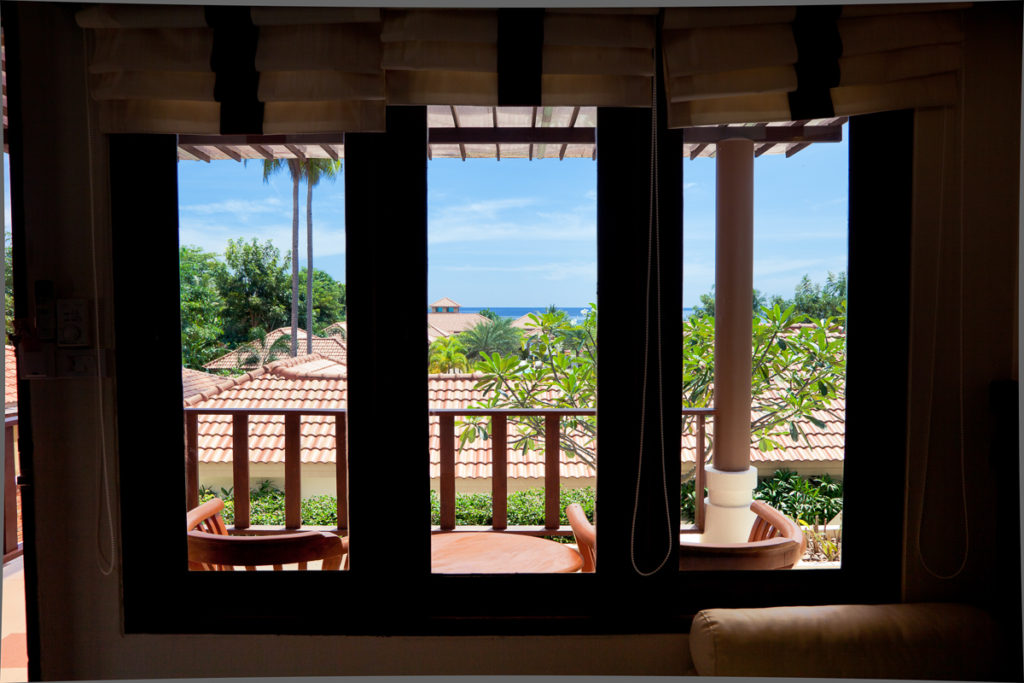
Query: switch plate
57,299,90,347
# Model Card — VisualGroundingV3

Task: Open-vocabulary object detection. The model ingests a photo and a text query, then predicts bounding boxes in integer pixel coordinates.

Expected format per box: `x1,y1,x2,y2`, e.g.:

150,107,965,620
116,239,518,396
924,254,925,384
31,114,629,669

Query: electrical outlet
57,299,90,347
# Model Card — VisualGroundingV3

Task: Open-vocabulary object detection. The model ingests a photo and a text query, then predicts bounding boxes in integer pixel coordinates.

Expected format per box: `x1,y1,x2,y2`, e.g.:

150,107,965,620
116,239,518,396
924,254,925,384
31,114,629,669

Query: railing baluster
4,421,17,555
696,413,707,532
185,412,199,511
232,413,250,529
439,414,456,531
285,413,301,529
544,413,560,530
491,414,507,531
336,413,348,532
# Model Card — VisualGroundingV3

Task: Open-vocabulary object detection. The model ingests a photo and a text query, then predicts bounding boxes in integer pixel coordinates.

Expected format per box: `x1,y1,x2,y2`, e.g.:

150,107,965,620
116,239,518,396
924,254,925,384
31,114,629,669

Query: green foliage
233,327,293,369
690,286,766,319
4,232,12,340
680,470,844,526
198,480,339,526
478,308,500,322
179,246,227,369
428,486,596,529
462,305,597,468
216,238,290,344
768,271,847,323
428,335,469,373
297,267,346,333
457,317,523,361
753,470,843,526
682,300,846,456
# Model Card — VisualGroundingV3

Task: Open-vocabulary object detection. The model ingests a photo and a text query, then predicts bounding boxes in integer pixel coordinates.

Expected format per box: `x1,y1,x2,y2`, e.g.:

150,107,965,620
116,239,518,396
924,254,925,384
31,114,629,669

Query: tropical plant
300,159,342,354
460,305,597,468
478,308,500,322
5,231,14,340
179,245,227,369
258,158,304,357
463,301,844,474
767,271,848,323
457,317,523,361
297,268,346,334
258,158,343,357
234,327,293,370
216,238,290,345
690,285,767,319
428,335,469,374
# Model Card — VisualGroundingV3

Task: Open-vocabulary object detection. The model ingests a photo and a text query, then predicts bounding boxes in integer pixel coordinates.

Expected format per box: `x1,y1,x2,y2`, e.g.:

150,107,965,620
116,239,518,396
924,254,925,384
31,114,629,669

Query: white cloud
180,197,285,217
442,261,595,281
178,218,346,258
429,198,594,244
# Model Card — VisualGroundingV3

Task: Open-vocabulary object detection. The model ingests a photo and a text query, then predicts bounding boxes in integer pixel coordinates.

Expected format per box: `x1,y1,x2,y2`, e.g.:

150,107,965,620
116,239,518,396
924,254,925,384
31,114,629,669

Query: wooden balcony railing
4,414,22,561
183,407,715,536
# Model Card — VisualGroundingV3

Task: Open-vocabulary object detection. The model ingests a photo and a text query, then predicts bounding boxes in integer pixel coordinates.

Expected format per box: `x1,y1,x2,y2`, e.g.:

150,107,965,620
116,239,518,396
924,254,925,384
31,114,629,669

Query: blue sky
5,127,848,309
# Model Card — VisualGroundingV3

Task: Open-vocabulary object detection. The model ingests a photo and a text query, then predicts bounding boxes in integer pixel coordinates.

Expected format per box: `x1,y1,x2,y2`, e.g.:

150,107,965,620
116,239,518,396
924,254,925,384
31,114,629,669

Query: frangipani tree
459,301,845,474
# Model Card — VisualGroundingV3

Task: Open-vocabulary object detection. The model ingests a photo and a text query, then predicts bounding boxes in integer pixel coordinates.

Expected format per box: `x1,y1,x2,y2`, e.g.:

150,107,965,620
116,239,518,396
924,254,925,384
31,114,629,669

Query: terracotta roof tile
430,297,460,308
426,312,488,336
203,328,348,370
5,346,16,409
182,367,230,400
187,358,845,478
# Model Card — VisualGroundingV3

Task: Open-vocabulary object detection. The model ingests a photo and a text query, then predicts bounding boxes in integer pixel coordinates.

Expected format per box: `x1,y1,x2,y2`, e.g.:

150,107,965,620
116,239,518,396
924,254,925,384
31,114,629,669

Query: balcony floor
1,557,25,682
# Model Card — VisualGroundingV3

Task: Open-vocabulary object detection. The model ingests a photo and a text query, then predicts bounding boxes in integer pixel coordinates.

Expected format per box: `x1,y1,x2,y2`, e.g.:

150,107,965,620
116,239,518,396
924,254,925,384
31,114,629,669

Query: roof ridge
183,369,261,406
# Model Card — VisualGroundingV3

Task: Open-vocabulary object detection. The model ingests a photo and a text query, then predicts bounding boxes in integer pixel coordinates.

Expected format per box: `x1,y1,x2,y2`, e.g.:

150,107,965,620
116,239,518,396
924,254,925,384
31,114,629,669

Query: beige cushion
689,603,998,679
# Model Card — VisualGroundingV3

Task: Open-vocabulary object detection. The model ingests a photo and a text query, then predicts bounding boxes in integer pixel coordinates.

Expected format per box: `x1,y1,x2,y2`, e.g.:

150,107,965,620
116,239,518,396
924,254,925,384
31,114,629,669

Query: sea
460,306,695,324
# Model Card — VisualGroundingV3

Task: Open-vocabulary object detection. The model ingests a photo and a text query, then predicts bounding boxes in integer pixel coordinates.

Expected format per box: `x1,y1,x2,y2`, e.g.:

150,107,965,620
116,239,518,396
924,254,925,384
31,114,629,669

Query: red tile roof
426,312,488,336
185,357,844,479
182,367,228,401
203,328,348,370
430,297,460,308
5,346,16,409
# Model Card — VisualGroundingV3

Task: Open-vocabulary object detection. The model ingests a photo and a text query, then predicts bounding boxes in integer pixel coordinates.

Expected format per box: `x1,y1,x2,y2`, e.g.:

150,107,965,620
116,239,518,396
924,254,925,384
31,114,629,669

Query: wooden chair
566,500,805,573
566,503,595,572
186,498,348,571
678,500,806,571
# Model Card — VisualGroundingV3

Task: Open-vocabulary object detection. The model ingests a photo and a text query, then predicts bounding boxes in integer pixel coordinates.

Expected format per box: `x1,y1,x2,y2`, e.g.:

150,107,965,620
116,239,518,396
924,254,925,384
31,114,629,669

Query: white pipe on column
704,137,757,544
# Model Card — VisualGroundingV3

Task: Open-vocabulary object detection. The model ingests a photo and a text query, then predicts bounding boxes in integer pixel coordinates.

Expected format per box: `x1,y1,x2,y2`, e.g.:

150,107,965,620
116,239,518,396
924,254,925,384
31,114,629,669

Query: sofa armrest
689,603,999,679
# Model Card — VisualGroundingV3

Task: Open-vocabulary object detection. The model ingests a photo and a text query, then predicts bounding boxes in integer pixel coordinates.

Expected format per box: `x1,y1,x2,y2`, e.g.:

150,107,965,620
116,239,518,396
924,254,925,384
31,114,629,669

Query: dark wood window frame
110,108,909,636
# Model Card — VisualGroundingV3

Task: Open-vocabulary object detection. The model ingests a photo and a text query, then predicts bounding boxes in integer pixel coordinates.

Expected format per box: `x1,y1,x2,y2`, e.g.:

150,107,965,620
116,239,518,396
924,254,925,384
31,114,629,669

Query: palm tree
458,317,522,362
302,159,342,353
260,159,303,357
428,336,469,373
234,327,293,370
260,157,342,356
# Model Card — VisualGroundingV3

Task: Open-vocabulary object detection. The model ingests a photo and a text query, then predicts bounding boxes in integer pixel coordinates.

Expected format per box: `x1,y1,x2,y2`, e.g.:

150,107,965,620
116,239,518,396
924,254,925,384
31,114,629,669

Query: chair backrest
679,500,806,571
187,497,229,535
186,497,347,571
187,529,346,571
566,503,595,572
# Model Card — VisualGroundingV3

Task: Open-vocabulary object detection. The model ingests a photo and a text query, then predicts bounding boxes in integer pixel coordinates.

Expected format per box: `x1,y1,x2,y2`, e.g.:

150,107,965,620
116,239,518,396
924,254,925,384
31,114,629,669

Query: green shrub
679,470,843,525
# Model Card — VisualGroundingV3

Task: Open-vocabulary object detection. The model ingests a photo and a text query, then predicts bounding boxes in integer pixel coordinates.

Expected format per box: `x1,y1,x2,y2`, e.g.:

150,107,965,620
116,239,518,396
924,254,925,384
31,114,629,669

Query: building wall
7,3,1018,679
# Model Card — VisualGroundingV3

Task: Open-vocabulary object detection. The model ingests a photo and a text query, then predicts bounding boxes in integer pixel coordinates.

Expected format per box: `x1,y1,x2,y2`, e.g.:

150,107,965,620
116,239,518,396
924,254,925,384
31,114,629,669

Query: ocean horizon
457,306,696,323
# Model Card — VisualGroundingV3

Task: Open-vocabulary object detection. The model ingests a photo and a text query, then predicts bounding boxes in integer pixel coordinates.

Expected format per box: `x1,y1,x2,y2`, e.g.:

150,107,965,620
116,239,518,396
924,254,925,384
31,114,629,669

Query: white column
704,137,757,543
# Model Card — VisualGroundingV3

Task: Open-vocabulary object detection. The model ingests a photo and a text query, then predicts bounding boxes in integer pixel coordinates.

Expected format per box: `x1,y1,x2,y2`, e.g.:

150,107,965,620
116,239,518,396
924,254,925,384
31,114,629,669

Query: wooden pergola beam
320,143,339,161
178,145,210,163
428,127,594,145
284,143,306,160
683,125,840,144
215,144,243,162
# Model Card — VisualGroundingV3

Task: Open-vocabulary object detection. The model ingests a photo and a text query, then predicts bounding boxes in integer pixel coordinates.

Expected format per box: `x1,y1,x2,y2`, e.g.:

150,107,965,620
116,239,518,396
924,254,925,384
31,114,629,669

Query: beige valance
663,3,967,127
75,3,969,134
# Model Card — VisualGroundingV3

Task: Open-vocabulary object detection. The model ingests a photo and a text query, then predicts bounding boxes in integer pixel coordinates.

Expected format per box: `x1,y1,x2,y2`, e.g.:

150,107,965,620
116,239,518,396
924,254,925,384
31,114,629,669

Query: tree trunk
306,179,313,355
291,169,299,357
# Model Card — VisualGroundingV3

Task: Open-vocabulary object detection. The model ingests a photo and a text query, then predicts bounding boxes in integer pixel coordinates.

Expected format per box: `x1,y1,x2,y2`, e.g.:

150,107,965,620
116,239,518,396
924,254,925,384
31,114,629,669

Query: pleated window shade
380,9,499,106
75,3,968,133
75,4,386,134
542,9,656,107
663,3,968,128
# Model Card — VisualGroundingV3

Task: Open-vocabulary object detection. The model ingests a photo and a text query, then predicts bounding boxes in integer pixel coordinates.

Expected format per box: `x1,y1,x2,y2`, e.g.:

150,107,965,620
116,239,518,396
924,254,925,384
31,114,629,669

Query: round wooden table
431,532,584,574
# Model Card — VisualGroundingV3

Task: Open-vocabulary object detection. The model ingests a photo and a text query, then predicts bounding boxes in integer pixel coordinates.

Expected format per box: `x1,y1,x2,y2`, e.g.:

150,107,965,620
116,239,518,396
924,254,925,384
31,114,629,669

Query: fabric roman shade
380,9,498,106
76,4,386,134
75,3,969,133
663,3,968,127
542,9,656,107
